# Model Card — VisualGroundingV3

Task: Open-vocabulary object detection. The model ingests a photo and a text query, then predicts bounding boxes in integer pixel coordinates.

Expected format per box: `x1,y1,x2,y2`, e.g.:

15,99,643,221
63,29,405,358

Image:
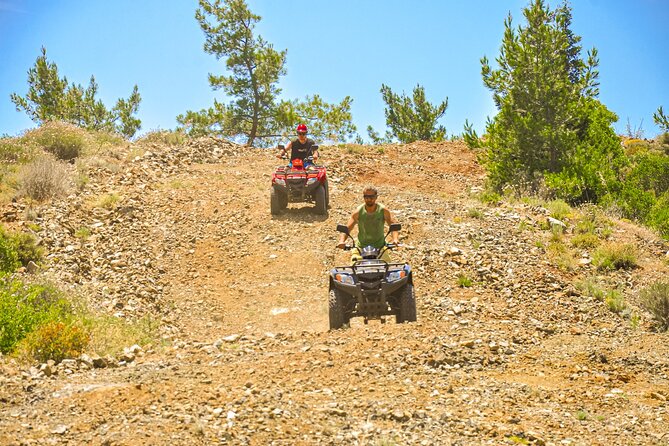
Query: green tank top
356,203,386,248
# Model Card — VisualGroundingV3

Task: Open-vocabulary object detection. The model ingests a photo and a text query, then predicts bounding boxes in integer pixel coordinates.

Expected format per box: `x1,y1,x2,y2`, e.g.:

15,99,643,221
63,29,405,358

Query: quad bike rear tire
314,184,327,215
324,180,330,209
396,283,417,323
329,288,349,330
278,189,288,209
270,187,282,215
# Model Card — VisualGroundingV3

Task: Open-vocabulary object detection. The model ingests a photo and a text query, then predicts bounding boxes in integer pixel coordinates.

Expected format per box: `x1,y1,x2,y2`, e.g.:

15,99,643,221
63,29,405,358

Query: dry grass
18,155,70,201
136,129,186,147
640,282,669,331
592,243,638,271
88,192,121,210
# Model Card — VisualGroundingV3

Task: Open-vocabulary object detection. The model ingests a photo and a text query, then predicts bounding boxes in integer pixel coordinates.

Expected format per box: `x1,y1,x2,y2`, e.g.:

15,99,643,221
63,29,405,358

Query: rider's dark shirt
290,138,316,161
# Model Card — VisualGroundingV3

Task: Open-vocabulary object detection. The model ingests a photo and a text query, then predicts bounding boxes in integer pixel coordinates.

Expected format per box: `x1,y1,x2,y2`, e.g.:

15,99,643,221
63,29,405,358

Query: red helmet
296,124,308,134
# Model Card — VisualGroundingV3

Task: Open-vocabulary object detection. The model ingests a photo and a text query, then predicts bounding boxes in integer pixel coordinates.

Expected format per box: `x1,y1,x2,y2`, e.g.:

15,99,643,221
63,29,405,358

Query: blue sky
1,0,667,142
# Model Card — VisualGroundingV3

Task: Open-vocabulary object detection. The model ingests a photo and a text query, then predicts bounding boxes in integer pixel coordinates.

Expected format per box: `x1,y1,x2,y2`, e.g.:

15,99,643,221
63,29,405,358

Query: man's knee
380,251,391,263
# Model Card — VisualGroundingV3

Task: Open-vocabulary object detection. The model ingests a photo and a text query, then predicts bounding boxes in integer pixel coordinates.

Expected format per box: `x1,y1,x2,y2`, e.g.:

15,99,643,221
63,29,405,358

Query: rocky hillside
1,139,668,445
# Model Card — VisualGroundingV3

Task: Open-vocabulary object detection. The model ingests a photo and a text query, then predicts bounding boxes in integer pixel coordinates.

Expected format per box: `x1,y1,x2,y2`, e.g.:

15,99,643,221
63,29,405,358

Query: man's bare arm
384,209,399,244
338,213,358,247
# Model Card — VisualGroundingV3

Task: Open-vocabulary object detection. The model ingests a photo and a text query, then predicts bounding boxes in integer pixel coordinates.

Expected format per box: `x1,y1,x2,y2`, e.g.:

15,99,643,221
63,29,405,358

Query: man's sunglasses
297,132,307,136
363,194,377,199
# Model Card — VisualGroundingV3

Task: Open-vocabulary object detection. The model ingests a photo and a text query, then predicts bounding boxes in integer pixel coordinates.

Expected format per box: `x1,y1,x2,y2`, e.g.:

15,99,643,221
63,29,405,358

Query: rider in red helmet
278,124,319,166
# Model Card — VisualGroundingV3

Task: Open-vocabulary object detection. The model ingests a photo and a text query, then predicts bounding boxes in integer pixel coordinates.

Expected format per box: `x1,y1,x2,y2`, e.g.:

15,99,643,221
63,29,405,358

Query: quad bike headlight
386,270,406,282
306,177,317,185
335,273,355,285
274,178,286,186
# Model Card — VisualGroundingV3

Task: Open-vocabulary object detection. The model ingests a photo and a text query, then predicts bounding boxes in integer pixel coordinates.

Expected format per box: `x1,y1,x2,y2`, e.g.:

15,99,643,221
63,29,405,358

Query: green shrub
550,225,564,242
457,273,472,287
576,409,588,421
574,209,613,239
0,225,39,271
592,243,637,270
467,208,484,219
19,155,70,201
615,152,669,227
547,239,577,271
543,101,627,204
648,191,669,238
478,190,502,205
571,232,600,249
26,123,86,161
616,185,656,222
92,193,121,210
0,228,20,273
74,227,91,240
0,279,73,354
20,321,89,363
0,137,33,163
575,217,597,235
576,276,605,301
575,277,625,312
9,231,43,266
605,288,625,313
630,312,641,329
639,282,669,331
506,435,530,445
545,199,572,220
75,172,89,190
623,138,652,156
0,276,159,361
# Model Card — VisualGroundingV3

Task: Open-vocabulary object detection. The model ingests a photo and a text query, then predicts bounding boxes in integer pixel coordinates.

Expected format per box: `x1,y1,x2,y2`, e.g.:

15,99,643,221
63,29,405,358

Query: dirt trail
1,141,668,446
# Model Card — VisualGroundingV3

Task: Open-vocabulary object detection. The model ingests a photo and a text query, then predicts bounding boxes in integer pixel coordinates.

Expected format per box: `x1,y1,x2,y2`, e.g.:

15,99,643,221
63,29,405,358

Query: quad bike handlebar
339,243,400,251
336,223,402,254
276,143,319,162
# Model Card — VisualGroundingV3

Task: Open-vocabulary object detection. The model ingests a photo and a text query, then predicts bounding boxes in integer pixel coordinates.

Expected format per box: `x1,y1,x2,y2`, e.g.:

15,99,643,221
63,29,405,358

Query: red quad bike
270,144,329,215
328,223,416,329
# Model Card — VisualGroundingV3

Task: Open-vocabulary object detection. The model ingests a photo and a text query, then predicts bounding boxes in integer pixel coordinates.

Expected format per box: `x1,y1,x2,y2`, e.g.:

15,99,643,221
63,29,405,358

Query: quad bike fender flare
305,180,323,194
274,179,321,194
272,183,288,194
329,274,411,299
383,275,411,295
316,169,327,182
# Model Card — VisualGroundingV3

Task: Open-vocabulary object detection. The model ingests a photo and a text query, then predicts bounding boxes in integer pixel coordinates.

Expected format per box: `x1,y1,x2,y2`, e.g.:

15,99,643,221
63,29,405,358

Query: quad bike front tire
329,288,349,330
395,283,417,323
314,184,327,215
270,187,281,215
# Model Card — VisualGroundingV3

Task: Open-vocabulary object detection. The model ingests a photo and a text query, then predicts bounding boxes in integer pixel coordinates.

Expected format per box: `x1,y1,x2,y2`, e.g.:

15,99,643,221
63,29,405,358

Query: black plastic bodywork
329,260,412,321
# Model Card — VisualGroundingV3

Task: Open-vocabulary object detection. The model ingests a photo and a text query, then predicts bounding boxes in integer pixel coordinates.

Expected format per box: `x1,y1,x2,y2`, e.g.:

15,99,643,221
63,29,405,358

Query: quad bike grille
357,271,384,290
288,178,305,185
360,280,382,290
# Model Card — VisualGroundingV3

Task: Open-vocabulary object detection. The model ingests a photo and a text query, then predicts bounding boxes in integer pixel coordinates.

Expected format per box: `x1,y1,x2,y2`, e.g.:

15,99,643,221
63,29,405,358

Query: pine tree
654,106,669,132
379,84,447,143
469,0,625,201
11,47,142,138
178,0,357,146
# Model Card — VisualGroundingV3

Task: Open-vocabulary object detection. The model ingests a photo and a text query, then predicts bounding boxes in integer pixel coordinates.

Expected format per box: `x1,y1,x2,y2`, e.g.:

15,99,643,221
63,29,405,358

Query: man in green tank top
337,186,399,263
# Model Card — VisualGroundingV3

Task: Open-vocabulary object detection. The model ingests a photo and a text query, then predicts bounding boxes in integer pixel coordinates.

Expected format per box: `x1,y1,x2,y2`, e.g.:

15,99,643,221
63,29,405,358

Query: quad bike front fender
329,274,410,300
